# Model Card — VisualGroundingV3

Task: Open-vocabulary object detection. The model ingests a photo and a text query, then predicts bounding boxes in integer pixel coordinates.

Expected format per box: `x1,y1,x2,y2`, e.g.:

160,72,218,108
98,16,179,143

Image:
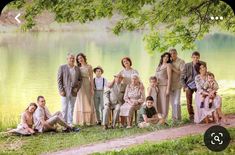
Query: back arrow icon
15,13,21,23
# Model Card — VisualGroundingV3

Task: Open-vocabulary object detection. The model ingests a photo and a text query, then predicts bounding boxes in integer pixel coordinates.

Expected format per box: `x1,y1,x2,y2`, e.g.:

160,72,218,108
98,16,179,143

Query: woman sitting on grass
138,96,165,128
8,103,37,136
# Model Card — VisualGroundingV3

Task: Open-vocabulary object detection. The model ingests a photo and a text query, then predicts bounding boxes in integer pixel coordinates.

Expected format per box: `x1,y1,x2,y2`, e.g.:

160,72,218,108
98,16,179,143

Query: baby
200,72,219,109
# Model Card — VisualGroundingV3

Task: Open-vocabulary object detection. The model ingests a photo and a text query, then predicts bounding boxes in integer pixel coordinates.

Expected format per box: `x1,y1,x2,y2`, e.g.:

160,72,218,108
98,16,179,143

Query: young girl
200,72,219,109
147,76,159,111
8,103,37,135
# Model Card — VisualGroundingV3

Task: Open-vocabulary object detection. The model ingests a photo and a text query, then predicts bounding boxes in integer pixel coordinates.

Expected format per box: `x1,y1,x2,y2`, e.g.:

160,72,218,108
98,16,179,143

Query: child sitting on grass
138,96,165,128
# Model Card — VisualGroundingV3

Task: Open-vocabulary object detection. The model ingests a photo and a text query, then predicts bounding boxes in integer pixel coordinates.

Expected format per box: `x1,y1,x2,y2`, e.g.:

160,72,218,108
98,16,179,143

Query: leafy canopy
10,0,235,53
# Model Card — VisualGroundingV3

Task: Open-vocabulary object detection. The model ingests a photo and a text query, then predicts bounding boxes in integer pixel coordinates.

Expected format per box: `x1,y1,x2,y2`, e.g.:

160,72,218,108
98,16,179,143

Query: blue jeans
61,96,76,125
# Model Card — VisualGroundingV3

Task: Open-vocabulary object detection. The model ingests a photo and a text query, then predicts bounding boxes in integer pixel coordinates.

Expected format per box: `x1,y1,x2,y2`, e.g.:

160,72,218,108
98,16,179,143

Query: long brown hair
76,53,87,67
25,102,38,111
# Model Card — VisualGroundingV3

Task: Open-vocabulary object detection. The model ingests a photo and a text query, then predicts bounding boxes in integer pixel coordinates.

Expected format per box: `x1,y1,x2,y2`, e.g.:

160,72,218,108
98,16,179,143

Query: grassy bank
0,94,234,155
94,128,235,155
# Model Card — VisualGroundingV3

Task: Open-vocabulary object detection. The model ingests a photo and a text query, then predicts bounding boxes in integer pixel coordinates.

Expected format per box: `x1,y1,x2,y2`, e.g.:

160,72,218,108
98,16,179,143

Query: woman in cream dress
73,53,96,126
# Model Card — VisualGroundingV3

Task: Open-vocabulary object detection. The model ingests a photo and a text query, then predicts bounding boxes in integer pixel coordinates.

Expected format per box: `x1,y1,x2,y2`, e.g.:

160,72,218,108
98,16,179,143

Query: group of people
9,49,229,135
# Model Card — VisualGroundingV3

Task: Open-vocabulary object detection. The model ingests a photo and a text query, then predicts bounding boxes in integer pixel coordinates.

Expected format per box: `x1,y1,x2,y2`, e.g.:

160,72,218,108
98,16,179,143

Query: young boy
138,96,165,128
147,76,158,111
93,66,108,125
200,72,219,108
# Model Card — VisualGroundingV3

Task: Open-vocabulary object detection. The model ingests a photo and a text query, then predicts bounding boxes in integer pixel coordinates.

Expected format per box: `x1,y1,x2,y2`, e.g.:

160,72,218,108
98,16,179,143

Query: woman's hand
91,89,94,96
166,89,170,96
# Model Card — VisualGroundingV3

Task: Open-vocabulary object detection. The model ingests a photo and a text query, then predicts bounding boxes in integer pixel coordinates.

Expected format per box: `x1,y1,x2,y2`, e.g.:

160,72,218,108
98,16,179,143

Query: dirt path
46,115,235,155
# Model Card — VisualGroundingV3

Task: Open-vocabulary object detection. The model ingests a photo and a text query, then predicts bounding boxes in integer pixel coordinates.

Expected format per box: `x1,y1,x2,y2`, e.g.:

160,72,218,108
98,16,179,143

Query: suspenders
94,78,105,90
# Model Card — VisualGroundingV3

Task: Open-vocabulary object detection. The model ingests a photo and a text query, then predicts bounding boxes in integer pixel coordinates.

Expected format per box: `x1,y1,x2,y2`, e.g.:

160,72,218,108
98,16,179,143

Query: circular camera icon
204,125,231,152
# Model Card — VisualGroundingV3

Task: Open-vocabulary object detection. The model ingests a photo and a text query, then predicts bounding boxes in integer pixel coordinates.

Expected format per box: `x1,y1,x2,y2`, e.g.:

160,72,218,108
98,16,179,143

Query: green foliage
8,0,235,53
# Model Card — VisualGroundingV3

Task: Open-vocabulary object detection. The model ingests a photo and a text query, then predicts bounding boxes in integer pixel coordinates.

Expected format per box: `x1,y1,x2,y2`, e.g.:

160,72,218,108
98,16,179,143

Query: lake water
0,31,235,126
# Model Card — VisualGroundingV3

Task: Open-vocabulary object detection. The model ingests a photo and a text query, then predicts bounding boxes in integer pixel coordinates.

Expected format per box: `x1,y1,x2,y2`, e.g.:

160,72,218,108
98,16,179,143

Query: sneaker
72,127,80,132
126,126,132,129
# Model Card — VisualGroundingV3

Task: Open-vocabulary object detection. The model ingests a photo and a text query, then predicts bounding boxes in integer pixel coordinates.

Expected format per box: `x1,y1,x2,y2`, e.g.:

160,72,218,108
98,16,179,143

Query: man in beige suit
102,73,126,130
57,53,82,126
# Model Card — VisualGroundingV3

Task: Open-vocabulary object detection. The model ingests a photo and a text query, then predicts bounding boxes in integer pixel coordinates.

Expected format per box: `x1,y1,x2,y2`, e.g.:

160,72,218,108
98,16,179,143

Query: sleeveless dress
156,66,170,119
73,65,97,126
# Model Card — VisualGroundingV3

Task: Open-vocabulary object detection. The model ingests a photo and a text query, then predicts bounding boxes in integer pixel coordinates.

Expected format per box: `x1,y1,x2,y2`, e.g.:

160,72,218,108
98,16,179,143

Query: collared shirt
94,77,107,90
68,65,76,84
171,57,185,90
33,105,51,132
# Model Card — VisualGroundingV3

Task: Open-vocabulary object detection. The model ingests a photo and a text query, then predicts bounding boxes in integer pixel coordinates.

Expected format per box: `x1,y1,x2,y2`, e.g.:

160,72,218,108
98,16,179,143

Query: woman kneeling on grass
8,103,37,136
138,96,165,128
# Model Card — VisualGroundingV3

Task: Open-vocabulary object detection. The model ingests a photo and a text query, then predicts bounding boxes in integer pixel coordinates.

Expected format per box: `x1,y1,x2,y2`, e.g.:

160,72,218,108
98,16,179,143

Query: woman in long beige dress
155,52,172,120
73,53,96,126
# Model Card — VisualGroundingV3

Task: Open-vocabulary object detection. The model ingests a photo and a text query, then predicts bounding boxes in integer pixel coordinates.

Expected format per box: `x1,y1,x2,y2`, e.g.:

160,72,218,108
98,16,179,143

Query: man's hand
183,87,189,92
60,91,66,96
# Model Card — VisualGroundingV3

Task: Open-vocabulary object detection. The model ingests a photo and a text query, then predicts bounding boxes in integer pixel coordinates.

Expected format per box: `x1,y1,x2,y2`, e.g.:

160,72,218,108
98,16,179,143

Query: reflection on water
0,32,235,125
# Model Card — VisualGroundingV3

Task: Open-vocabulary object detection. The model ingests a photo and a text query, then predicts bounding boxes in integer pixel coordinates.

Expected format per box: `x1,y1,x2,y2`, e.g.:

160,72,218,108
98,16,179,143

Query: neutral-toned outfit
94,77,107,123
119,68,139,85
147,86,158,111
57,64,82,124
155,66,169,119
180,61,206,120
170,58,185,120
138,105,161,128
120,84,145,117
34,106,68,132
10,112,34,135
102,83,126,126
194,75,222,123
73,65,96,126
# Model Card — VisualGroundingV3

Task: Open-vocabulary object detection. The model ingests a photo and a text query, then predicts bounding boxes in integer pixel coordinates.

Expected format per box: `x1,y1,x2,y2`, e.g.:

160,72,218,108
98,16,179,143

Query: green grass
0,94,234,155
93,128,235,155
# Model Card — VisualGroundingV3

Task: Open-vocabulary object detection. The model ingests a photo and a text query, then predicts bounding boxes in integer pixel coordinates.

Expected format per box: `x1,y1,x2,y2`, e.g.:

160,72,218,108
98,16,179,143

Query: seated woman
138,96,165,128
8,103,38,136
120,74,145,128
194,63,228,124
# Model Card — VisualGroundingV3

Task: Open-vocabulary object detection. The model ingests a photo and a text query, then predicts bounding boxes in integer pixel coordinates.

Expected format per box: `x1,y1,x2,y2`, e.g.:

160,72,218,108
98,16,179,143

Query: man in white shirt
169,49,185,121
33,96,75,132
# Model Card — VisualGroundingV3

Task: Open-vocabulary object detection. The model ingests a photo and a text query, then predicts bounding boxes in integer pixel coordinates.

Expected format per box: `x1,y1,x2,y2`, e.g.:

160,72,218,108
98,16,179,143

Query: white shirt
94,77,107,90
69,66,76,83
